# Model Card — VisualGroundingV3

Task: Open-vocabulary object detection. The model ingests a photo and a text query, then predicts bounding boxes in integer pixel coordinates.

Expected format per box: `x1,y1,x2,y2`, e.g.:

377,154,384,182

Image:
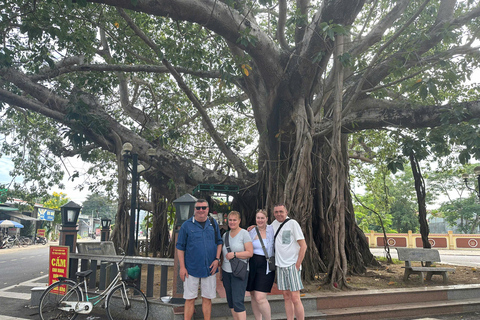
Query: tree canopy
2,0,480,287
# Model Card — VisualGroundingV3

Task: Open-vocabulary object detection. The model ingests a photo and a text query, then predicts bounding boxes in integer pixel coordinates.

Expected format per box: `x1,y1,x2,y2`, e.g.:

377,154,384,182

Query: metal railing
69,253,174,298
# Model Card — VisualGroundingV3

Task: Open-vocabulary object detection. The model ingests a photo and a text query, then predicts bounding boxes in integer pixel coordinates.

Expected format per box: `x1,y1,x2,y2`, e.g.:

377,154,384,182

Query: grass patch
375,256,402,264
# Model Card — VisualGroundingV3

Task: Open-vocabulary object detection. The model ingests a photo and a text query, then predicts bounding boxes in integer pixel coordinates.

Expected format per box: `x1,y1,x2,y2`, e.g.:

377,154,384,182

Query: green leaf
312,51,325,63
419,85,428,100
338,52,352,67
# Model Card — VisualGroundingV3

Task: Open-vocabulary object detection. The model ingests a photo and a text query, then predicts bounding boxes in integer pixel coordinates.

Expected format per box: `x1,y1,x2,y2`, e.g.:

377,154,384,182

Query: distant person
176,199,223,320
272,204,307,320
221,211,253,320
247,209,275,320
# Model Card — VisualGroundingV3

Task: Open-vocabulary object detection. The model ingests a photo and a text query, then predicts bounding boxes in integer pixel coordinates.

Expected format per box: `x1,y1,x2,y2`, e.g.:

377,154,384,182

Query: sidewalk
214,270,283,299
3,245,480,320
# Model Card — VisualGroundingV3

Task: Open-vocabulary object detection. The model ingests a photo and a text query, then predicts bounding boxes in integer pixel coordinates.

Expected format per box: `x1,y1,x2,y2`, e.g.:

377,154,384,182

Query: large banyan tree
1,0,480,287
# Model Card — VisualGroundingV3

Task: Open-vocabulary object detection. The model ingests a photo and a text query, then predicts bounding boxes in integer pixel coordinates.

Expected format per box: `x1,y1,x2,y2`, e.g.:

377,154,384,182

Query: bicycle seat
76,270,93,278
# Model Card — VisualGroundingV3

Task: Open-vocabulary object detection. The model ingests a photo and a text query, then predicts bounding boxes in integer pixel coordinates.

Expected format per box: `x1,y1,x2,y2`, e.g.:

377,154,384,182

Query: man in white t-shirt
271,204,307,320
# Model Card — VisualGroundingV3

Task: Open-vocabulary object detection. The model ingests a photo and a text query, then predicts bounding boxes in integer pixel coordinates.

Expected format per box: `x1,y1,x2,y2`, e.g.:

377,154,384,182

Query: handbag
255,226,275,271
225,231,248,280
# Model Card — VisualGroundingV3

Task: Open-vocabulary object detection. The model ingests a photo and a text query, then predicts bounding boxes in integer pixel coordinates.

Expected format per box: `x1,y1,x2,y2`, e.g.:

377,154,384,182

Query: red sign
37,229,46,237
49,246,70,292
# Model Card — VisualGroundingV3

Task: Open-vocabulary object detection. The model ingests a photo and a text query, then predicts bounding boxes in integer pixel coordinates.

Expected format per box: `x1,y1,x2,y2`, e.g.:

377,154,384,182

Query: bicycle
38,253,148,320
4,235,30,248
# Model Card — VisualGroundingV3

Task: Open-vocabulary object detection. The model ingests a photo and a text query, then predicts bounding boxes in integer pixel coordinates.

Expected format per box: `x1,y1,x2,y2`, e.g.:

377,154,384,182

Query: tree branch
85,0,284,87
116,7,251,178
276,0,289,50
161,57,252,179
31,63,224,82
314,99,480,137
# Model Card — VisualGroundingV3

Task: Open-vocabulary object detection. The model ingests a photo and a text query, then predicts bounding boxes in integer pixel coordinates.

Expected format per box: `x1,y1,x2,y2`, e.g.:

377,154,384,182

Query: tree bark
410,152,431,249
150,187,172,257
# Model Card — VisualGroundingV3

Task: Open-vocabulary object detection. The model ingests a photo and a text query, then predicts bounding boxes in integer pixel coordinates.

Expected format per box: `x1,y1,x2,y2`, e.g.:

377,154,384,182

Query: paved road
0,244,49,287
371,247,480,267
0,243,106,320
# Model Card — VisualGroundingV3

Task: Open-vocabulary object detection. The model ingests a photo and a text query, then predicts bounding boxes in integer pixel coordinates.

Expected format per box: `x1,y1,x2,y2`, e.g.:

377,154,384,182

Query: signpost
37,229,46,237
38,208,55,221
49,246,70,293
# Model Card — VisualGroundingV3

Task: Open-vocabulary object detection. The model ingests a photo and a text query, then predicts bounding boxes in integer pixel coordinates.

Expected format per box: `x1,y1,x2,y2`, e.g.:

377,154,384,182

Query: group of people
176,199,307,320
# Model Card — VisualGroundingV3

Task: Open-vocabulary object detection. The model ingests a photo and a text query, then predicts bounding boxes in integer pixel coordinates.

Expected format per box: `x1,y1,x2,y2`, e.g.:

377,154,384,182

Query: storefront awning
0,206,19,212
8,212,39,221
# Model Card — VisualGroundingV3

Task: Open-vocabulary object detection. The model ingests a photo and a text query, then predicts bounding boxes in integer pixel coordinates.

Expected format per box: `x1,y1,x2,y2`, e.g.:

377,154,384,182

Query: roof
8,212,39,221
0,206,19,212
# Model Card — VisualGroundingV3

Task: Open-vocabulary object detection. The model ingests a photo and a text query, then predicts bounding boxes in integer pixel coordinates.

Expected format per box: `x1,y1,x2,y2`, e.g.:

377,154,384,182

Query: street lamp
462,166,480,199
60,201,82,278
173,194,197,227
122,142,155,255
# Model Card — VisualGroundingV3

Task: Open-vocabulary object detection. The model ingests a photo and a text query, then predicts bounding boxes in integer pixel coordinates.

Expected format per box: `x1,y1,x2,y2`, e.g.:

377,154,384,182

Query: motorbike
34,236,47,245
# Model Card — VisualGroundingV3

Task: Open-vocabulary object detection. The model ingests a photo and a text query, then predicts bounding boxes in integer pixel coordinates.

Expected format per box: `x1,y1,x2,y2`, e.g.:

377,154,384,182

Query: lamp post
462,166,480,199
122,142,155,256
60,201,82,277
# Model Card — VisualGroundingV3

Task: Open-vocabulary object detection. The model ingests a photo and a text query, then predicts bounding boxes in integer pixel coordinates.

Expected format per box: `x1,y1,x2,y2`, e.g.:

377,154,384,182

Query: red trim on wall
414,237,447,248
457,238,480,248
377,237,407,247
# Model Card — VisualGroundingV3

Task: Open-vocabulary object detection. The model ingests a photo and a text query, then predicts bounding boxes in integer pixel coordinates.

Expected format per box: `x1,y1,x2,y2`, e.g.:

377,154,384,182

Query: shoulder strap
209,216,219,244
225,231,231,252
274,218,290,241
255,227,269,259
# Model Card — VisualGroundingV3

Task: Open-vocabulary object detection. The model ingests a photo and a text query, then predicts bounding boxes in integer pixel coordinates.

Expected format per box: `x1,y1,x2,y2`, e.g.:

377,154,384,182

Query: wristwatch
215,257,220,261
234,252,236,258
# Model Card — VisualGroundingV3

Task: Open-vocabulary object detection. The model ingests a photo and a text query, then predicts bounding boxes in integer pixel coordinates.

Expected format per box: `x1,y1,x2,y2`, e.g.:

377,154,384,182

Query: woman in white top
221,211,253,320
246,209,275,320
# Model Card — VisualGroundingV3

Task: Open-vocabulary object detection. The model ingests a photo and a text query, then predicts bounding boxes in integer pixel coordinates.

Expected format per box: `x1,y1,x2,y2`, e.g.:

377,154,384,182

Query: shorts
277,264,304,292
246,254,275,293
183,274,217,300
222,270,248,312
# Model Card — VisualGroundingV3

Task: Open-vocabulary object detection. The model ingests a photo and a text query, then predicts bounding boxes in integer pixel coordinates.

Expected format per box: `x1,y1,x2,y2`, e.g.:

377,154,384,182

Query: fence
366,230,480,249
69,252,174,298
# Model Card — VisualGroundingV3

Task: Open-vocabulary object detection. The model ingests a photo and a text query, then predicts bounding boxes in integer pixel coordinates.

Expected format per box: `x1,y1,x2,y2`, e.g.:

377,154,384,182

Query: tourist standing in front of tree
221,211,253,320
176,199,223,320
272,204,307,320
247,209,275,320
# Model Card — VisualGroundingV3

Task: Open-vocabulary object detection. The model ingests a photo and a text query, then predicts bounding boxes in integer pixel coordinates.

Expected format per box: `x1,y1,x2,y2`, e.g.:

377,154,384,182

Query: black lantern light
101,218,112,229
100,218,112,242
61,201,82,227
59,201,82,277
462,166,480,199
173,194,197,227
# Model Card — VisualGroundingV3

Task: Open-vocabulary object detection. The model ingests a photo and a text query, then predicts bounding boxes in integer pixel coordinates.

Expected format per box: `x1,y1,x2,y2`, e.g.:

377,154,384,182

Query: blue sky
0,157,12,186
0,155,88,204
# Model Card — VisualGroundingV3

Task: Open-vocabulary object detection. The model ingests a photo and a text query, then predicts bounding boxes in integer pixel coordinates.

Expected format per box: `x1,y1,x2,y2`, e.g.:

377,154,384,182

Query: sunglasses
195,206,208,210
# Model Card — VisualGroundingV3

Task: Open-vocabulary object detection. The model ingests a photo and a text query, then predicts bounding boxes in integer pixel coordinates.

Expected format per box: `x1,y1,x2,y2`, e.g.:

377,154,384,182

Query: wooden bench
396,248,455,284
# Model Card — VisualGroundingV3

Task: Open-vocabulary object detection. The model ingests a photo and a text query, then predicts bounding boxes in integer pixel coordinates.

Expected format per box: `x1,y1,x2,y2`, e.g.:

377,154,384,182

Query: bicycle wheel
20,237,32,246
106,283,148,320
39,280,82,320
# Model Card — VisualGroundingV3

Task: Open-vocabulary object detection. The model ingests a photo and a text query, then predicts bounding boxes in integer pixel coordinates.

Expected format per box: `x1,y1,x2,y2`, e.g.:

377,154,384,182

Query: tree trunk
150,187,173,257
111,136,130,253
410,152,431,249
253,35,375,288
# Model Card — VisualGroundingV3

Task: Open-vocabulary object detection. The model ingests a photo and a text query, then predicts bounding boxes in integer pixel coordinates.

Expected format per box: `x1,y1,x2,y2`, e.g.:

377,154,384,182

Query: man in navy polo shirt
176,199,223,320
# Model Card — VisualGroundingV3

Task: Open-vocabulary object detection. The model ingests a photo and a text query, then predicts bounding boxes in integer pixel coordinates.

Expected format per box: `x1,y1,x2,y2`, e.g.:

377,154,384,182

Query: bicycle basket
126,265,140,280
